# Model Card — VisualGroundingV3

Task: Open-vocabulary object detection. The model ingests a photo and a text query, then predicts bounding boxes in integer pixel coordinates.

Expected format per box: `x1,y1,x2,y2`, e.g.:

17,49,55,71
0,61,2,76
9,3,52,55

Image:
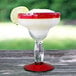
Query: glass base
24,62,54,72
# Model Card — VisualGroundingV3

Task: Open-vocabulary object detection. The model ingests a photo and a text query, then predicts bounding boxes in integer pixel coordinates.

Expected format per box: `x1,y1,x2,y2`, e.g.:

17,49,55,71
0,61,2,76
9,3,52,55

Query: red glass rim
18,12,60,19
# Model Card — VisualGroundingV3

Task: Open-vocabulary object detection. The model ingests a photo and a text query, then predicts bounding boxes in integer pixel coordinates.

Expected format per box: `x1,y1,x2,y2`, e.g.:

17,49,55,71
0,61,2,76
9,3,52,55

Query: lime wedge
10,6,29,24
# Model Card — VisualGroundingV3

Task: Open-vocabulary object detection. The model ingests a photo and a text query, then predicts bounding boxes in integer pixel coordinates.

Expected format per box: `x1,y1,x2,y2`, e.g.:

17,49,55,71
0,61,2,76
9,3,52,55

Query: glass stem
34,40,44,62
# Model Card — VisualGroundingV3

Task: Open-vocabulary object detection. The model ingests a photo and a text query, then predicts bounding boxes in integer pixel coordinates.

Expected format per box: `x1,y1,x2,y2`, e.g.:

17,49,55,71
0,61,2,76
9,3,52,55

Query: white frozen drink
18,9,60,40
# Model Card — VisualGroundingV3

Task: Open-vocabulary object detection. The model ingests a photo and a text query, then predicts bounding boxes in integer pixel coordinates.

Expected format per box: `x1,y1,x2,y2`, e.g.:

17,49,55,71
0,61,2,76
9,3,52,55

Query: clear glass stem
34,40,44,62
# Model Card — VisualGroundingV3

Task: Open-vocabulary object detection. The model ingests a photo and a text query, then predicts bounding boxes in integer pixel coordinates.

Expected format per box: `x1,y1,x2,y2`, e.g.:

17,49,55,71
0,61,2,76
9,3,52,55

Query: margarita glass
18,9,60,72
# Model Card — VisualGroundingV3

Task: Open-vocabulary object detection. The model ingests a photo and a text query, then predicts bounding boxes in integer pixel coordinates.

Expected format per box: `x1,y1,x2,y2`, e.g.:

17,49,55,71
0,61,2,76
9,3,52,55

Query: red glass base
24,62,54,72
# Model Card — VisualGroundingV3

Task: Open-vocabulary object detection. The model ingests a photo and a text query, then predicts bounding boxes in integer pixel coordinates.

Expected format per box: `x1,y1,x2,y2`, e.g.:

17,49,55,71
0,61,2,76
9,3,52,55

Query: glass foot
24,62,54,72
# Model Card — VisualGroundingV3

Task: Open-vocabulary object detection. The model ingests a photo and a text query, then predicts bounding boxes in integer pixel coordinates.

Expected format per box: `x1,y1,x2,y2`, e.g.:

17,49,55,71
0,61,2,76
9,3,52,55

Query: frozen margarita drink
18,9,60,40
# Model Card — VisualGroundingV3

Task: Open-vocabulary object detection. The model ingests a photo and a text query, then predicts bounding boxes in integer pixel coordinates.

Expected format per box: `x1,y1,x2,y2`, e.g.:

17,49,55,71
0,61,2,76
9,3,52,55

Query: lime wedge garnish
10,6,29,24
